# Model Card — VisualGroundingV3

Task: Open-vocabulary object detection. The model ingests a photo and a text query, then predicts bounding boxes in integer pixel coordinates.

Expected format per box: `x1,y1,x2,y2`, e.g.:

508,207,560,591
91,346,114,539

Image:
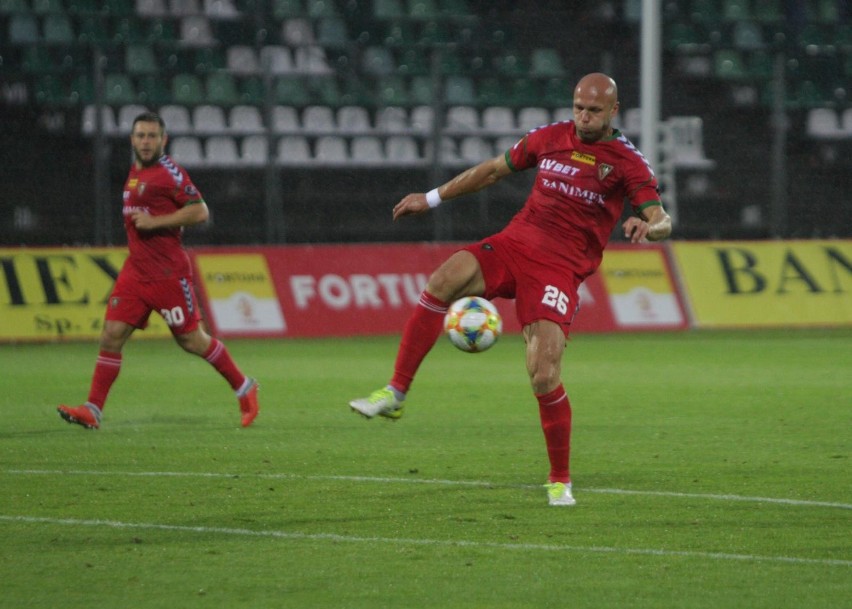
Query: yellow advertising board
194,253,286,335
0,248,171,341
671,240,852,327
599,248,686,328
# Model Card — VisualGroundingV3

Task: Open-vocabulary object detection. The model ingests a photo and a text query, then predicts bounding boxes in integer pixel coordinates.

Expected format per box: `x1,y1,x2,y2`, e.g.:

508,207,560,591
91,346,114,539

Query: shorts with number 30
105,271,202,335
462,225,583,337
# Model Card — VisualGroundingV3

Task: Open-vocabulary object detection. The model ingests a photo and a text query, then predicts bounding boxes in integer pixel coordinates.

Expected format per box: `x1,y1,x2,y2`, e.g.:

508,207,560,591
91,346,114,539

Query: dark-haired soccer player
349,73,671,506
58,112,259,430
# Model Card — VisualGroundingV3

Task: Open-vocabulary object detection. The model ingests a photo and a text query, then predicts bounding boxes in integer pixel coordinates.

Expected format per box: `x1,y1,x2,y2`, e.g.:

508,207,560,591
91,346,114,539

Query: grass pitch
0,329,849,608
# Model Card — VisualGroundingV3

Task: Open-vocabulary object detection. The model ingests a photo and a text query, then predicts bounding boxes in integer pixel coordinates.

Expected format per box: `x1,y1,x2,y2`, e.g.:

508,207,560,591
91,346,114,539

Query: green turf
0,329,849,608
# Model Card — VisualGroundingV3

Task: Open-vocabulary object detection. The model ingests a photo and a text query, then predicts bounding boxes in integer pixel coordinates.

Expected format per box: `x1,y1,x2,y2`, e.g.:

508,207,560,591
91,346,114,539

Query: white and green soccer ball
444,296,503,353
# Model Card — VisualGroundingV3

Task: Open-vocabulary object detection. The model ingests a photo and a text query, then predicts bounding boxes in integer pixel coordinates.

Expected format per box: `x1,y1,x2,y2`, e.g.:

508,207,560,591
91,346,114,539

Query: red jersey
505,120,661,278
121,155,204,280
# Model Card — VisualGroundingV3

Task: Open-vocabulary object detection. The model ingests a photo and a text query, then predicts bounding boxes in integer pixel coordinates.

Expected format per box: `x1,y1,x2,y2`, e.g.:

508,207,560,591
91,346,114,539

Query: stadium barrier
2,240,849,342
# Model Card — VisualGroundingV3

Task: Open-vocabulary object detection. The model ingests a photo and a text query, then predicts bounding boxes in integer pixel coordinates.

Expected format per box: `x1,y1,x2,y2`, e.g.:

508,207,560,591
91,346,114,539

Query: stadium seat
205,135,240,165
664,116,716,169
159,104,193,134
227,45,260,74
229,105,264,133
180,15,215,45
43,14,76,45
281,18,315,46
136,0,169,16
8,14,39,44
106,73,138,105
170,0,201,15
294,45,332,74
81,105,118,136
260,46,295,73
481,106,516,134
117,104,149,132
316,16,348,49
272,105,299,132
361,46,396,76
169,136,204,166
376,76,410,106
336,105,372,133
172,73,206,105
274,76,311,105
459,135,493,162
410,105,434,132
302,105,336,132
385,135,420,164
205,72,240,105
805,107,840,139
126,44,158,74
204,0,240,19
444,75,476,105
241,134,270,165
314,135,348,164
373,0,404,19
407,0,437,19
517,107,551,131
375,106,408,133
529,48,566,77
446,105,479,131
840,107,852,137
273,0,302,19
277,135,312,164
351,136,385,164
192,104,228,133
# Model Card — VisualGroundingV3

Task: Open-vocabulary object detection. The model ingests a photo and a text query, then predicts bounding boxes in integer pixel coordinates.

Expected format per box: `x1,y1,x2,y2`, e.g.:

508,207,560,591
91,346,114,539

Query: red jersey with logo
122,155,204,280
505,120,661,278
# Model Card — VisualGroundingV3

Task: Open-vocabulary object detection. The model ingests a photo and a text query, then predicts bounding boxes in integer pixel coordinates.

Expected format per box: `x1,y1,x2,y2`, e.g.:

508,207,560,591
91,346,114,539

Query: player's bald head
574,73,619,108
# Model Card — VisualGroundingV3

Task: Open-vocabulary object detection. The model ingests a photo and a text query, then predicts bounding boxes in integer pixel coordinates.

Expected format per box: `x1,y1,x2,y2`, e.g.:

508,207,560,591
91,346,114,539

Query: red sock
87,350,122,410
389,291,449,393
537,384,572,484
203,338,246,391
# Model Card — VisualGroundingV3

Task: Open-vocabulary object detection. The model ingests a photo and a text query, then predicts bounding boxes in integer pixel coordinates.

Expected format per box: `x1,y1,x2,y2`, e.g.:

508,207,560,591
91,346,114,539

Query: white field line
0,514,849,568
6,468,852,510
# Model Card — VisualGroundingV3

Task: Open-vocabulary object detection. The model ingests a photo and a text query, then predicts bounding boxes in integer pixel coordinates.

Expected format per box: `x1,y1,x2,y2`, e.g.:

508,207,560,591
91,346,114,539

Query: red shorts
105,271,202,335
462,225,584,336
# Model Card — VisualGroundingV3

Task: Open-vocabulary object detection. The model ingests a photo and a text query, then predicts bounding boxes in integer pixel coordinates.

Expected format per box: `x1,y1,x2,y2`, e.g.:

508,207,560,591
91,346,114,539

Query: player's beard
134,145,163,167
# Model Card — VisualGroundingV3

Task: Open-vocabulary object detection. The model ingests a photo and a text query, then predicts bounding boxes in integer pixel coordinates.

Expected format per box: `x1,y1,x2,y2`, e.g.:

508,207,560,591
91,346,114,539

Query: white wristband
425,188,442,208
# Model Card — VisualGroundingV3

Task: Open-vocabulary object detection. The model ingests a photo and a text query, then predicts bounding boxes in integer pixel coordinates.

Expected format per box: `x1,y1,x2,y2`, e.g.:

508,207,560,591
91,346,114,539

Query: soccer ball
444,296,502,353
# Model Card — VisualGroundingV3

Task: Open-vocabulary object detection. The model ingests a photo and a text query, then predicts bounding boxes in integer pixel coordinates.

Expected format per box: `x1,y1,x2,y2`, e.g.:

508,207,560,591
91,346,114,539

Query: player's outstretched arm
622,204,672,243
392,155,512,221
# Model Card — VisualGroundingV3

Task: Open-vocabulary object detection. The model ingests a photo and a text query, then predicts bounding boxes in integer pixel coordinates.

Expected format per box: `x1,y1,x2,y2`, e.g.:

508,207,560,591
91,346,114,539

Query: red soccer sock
203,338,246,391
537,384,572,484
87,350,122,410
389,291,449,394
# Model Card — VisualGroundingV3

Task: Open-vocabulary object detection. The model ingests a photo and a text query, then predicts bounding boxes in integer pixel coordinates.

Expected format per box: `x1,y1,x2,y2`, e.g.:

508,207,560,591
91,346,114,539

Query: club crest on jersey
598,163,614,181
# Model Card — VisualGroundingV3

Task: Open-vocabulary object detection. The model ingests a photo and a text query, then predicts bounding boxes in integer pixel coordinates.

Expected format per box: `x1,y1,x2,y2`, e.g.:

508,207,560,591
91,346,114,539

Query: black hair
132,111,166,133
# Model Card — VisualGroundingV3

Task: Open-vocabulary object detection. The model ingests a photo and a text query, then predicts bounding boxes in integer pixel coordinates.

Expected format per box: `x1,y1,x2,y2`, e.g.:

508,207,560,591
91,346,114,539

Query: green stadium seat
113,17,148,44
407,0,437,19
382,20,418,46
69,72,94,104
22,46,54,72
0,0,30,14
362,46,396,76
317,17,349,50
206,72,241,106
172,73,205,105
444,75,475,105
752,0,782,22
43,14,76,45
125,44,158,74
275,75,311,105
105,73,138,105
722,0,749,20
373,0,404,19
77,16,111,45
418,19,452,44
714,49,747,79
32,0,64,13
136,75,172,106
409,75,434,105
530,48,565,77
8,14,39,44
273,0,303,19
376,75,410,106
306,0,337,17
35,75,68,105
397,47,429,75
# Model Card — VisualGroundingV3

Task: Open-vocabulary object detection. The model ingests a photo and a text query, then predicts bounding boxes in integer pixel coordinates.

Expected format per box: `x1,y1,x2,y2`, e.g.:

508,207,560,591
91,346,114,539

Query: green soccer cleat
545,482,576,506
349,387,404,420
